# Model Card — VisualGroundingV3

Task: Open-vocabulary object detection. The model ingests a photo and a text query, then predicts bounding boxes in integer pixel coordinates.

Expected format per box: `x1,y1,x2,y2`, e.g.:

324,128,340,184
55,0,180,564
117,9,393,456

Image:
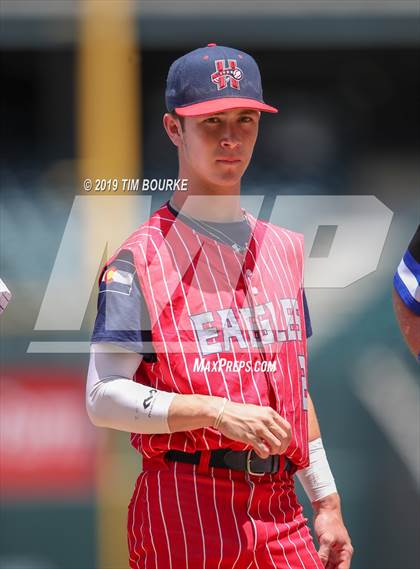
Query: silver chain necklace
171,201,250,253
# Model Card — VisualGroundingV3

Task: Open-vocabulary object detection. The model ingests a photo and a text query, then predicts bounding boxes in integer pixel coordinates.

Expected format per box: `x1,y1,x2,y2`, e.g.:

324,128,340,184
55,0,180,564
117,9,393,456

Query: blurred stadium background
1,1,419,568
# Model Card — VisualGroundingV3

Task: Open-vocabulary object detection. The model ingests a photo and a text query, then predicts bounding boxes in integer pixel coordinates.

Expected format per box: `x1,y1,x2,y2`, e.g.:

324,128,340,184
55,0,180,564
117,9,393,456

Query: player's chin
213,174,244,188
213,164,247,184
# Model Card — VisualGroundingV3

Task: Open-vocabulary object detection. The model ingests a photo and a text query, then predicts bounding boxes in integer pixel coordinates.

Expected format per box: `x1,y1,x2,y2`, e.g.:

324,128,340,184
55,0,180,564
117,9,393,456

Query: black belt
165,449,292,477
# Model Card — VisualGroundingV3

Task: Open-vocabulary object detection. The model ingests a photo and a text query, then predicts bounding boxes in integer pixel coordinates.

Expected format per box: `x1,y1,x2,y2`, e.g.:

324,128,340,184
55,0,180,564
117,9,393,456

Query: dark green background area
0,503,97,569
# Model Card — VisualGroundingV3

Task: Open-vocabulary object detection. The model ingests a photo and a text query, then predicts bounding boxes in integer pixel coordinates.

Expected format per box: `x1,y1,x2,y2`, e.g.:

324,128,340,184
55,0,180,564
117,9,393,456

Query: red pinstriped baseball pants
128,455,323,569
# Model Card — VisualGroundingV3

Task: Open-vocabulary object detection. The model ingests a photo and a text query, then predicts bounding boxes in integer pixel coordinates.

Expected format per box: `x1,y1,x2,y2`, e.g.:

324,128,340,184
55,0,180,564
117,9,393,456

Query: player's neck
170,175,243,222
170,190,243,222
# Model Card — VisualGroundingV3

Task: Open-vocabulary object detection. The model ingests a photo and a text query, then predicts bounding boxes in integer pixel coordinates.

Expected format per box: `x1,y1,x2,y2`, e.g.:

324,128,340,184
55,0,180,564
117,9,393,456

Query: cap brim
174,97,278,117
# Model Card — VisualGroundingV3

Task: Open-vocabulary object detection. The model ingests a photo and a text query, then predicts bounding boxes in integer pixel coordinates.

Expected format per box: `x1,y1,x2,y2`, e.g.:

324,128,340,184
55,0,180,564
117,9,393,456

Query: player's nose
220,129,241,149
219,120,242,148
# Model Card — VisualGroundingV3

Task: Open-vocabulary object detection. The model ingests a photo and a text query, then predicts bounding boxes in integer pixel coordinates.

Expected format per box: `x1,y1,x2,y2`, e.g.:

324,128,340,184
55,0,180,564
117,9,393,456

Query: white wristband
296,438,337,503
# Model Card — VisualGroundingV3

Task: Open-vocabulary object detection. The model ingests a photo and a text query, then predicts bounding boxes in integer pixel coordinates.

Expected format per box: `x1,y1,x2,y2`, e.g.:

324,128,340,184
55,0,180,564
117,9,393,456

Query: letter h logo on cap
211,59,243,91
165,44,278,116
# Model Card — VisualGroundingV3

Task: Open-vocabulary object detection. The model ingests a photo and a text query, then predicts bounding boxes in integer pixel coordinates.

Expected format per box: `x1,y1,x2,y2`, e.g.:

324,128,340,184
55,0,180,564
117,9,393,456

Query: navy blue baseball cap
165,43,278,116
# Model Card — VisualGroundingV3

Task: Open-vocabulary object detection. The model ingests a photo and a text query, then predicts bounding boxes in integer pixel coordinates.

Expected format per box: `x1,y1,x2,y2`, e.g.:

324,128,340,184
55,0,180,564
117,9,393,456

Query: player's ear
163,113,183,147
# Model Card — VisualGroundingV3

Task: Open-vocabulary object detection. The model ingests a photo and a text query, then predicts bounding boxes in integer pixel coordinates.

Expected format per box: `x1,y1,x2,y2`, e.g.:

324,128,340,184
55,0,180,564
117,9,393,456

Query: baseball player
87,44,353,568
393,225,420,360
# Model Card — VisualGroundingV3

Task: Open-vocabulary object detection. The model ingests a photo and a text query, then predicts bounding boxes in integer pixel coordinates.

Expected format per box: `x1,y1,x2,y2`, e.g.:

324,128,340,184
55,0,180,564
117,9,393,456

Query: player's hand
313,493,353,569
216,399,292,458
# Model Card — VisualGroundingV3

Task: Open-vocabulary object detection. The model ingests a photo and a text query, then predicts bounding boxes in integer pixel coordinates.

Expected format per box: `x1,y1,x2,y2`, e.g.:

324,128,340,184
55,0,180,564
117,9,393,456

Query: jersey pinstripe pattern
101,203,322,568
127,459,323,569
101,202,310,466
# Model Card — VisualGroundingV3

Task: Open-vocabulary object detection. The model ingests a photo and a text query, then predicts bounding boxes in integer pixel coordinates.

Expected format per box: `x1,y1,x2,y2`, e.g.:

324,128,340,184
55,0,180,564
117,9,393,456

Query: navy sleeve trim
393,272,420,315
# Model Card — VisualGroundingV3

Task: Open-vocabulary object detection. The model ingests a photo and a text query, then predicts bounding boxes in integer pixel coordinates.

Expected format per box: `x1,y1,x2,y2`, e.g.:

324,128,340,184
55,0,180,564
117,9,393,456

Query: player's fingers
256,427,285,455
270,411,292,436
318,553,329,568
318,540,333,567
267,422,292,453
336,561,351,569
335,545,353,569
250,436,271,459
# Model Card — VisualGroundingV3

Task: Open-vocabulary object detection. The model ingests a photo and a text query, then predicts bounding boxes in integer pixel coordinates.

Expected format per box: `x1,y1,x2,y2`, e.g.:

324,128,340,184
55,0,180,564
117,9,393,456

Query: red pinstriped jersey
103,203,310,468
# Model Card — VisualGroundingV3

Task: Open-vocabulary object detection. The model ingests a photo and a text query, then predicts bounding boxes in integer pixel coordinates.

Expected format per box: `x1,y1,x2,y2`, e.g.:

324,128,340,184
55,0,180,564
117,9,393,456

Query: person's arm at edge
392,287,420,360
392,226,420,360
303,394,353,567
306,393,340,509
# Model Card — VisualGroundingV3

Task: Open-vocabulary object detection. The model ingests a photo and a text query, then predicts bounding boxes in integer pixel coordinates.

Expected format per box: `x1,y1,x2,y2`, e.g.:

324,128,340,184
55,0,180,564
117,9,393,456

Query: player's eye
204,117,221,124
240,115,255,123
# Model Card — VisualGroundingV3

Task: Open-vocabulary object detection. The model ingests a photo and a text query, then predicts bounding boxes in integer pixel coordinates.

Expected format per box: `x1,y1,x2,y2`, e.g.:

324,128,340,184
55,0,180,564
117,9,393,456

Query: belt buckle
246,450,265,477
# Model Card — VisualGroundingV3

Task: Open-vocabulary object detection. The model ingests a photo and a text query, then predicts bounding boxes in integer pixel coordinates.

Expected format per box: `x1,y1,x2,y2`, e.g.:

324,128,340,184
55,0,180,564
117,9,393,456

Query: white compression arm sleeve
86,343,176,434
296,438,337,502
